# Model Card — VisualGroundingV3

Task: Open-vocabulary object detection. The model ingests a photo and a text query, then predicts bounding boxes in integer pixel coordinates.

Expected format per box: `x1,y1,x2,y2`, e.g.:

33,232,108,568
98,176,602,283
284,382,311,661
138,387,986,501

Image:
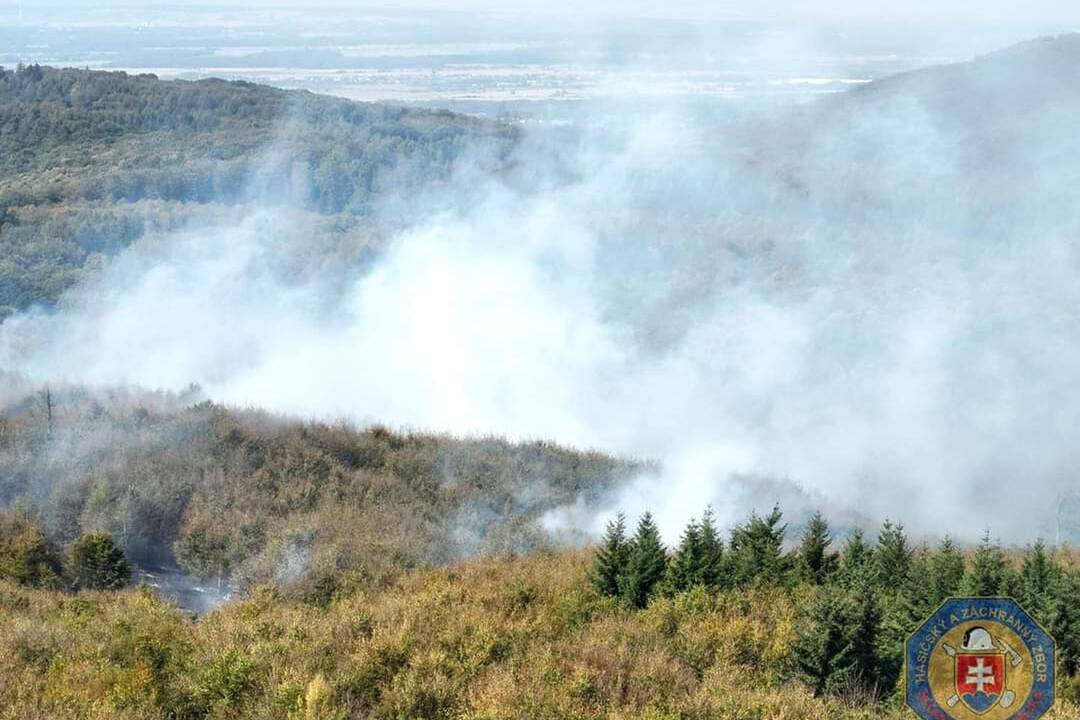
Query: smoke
4,36,1080,544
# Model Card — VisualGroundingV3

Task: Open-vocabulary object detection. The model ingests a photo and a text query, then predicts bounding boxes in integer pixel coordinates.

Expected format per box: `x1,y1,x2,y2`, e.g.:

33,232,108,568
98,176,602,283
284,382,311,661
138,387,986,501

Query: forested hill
0,65,517,316
0,64,513,210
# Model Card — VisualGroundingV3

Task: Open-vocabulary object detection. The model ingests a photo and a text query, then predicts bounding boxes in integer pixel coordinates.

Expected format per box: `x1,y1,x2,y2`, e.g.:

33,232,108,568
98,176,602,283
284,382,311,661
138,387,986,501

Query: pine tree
876,550,932,695
662,518,703,596
836,528,874,588
619,512,668,609
661,507,728,595
1048,570,1080,678
795,583,882,697
729,504,788,587
591,513,629,598
874,520,912,592
851,579,883,695
1017,539,1058,620
927,536,965,605
697,506,726,588
799,511,837,584
795,586,858,696
962,532,1010,596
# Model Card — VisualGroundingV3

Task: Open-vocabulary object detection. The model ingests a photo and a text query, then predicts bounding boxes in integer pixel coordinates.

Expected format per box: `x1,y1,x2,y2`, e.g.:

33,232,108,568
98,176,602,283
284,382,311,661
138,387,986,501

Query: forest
0,64,517,316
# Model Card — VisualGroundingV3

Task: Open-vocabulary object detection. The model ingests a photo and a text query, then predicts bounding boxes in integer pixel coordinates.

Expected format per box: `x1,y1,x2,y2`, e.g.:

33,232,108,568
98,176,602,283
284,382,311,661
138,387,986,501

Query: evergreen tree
836,528,874,588
662,518,703,596
795,583,882,697
795,586,858,696
927,536,965,605
874,520,912,592
69,532,131,591
1017,539,1057,619
799,511,837,584
851,579,884,695
619,513,668,609
591,513,630,598
961,532,1010,596
876,551,932,696
729,504,788,587
1048,570,1080,679
697,506,726,588
661,506,728,595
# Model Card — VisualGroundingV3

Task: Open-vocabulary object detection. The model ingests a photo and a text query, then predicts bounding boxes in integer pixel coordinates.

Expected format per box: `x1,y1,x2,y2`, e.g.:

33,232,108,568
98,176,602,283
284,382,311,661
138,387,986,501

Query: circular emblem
906,597,1055,720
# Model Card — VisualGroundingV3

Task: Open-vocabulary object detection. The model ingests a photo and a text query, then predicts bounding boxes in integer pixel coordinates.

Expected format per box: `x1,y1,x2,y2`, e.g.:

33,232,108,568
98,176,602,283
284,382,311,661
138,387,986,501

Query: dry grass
3,550,1078,720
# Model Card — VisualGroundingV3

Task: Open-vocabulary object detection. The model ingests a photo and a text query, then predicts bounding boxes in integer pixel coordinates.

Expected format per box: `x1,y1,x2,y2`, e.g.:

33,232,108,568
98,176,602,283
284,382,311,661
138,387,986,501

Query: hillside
3,34,1080,720
0,384,636,593
3,536,1080,720
0,65,517,316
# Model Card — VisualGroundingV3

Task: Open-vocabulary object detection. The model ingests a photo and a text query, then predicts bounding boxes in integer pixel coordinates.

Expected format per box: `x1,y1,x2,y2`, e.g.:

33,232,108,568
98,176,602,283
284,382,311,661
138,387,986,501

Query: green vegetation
591,507,1080,708
0,64,516,314
0,511,64,589
2,520,1080,719
69,532,133,590
3,389,1080,717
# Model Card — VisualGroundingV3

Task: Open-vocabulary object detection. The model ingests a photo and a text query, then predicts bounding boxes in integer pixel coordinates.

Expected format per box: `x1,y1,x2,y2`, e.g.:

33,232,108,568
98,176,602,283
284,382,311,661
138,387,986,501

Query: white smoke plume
4,38,1080,544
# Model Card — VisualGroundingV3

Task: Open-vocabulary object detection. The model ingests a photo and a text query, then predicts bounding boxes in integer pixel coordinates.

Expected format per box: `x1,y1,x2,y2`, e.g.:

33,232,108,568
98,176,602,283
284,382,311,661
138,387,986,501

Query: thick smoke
4,38,1080,544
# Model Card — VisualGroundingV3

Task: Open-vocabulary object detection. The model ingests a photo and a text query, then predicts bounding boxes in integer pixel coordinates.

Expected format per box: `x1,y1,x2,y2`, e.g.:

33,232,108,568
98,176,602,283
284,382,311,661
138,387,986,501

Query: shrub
69,532,132,590
0,512,64,589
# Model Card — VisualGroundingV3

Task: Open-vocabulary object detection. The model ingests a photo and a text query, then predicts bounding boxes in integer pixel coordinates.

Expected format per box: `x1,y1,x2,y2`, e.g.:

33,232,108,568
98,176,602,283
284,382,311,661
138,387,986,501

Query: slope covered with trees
0,64,517,316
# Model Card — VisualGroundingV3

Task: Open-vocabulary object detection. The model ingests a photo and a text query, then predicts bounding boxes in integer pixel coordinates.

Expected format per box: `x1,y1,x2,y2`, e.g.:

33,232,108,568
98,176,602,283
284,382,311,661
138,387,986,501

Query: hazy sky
6,0,1080,26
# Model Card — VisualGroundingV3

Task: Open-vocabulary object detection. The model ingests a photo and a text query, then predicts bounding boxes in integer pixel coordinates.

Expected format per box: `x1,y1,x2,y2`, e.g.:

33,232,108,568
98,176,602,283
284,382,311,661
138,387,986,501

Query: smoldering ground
3,35,1080,545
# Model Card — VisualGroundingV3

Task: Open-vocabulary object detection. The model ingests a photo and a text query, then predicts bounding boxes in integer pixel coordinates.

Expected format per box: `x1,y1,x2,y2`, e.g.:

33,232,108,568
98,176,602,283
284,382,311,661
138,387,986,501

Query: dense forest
0,64,518,316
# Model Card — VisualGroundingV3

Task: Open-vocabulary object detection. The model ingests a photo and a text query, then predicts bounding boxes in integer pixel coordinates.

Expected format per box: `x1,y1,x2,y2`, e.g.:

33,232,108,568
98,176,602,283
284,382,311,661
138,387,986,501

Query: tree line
592,506,1080,700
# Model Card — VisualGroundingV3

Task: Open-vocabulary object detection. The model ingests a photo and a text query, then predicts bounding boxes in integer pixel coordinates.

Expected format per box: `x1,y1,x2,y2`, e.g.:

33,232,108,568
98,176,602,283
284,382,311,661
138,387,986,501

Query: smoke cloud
3,37,1080,544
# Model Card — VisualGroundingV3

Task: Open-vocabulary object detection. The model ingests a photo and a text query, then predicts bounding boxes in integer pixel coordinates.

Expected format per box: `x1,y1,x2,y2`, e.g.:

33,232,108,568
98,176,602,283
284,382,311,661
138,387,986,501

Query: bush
69,532,132,590
0,512,64,589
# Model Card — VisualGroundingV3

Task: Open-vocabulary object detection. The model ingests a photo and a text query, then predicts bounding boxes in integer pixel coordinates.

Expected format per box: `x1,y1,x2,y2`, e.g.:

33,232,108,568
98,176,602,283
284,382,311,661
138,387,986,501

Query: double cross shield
942,626,1019,714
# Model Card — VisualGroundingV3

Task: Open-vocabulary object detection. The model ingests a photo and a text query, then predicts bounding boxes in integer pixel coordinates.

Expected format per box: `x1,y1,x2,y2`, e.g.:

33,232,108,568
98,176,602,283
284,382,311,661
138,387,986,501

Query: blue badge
906,597,1055,720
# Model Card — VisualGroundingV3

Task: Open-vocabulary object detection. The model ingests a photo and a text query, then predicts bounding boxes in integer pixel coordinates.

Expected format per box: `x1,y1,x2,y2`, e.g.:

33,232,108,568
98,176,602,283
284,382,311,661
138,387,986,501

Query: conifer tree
662,506,728,595
591,513,630,598
729,504,788,587
876,549,932,694
697,506,726,588
1017,539,1058,620
662,518,703,596
927,536,965,605
619,512,668,608
836,528,874,589
962,532,1010,596
874,520,912,592
799,511,837,584
795,583,881,697
851,580,884,695
795,586,858,696
1048,570,1080,678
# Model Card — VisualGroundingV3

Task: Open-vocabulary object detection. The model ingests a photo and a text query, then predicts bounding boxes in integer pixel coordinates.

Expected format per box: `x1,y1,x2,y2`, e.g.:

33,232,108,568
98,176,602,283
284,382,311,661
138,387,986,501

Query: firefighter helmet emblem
906,597,1055,720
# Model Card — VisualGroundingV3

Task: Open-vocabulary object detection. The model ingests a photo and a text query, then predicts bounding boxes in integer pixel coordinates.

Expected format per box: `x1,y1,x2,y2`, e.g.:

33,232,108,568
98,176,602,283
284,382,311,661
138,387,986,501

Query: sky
4,0,1080,26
